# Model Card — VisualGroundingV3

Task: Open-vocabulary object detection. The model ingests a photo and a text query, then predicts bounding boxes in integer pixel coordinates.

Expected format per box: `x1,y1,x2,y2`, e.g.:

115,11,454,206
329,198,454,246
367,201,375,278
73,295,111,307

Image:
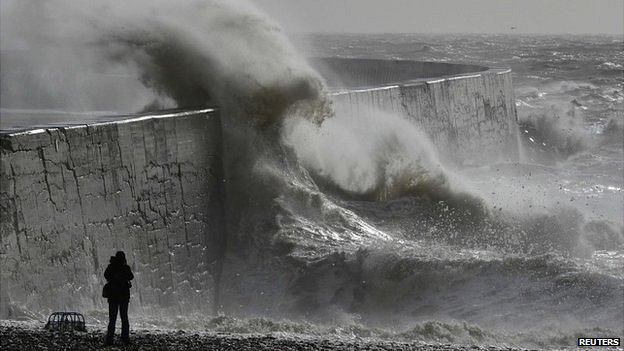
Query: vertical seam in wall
178,165,190,255
38,145,58,209
174,118,191,258
60,128,97,272
9,163,22,257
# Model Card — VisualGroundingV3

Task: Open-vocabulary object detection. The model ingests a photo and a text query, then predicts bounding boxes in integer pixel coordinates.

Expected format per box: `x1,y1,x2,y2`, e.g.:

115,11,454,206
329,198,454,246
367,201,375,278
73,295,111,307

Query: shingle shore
0,322,525,351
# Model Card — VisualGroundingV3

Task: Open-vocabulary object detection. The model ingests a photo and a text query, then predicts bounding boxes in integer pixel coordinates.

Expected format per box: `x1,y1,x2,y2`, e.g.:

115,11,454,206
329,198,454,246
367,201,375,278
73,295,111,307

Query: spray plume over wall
0,0,328,125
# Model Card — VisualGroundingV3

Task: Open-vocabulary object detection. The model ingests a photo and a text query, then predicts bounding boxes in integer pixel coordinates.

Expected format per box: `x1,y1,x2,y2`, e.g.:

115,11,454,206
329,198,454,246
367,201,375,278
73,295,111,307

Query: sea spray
282,103,484,206
0,0,166,112
517,102,590,162
87,0,336,258
99,1,331,126
1,0,330,124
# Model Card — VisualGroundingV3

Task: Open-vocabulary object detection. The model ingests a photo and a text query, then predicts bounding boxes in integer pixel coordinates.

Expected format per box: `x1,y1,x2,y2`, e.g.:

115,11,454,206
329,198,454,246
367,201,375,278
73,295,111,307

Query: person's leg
120,302,130,343
106,301,119,345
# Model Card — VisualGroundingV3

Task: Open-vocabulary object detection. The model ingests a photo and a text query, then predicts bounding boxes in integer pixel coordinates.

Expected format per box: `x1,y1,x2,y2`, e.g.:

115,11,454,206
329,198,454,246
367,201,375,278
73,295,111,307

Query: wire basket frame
44,312,87,332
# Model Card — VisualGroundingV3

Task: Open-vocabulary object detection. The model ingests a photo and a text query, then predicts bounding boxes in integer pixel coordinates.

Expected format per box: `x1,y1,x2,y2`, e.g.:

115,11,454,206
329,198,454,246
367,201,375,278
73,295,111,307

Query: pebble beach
0,321,525,351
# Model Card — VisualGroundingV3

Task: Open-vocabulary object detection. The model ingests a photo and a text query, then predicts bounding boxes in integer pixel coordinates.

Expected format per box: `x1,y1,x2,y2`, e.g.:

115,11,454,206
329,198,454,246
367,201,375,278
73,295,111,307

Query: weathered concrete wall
0,110,224,318
319,59,519,166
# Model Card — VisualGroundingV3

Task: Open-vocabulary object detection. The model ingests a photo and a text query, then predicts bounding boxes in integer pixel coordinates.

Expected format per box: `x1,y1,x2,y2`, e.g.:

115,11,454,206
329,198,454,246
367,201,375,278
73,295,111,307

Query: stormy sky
255,0,623,35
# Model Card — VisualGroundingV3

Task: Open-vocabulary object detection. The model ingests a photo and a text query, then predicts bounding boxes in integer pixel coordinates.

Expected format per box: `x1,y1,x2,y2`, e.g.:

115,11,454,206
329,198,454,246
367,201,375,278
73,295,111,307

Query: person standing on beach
104,251,134,346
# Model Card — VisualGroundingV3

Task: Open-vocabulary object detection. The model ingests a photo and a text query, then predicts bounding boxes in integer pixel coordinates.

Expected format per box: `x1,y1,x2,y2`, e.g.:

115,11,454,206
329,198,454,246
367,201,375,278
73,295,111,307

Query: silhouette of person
104,251,134,346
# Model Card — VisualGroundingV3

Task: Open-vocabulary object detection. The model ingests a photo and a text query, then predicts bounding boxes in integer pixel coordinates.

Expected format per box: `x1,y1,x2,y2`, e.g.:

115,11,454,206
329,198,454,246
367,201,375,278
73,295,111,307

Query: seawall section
313,59,519,166
0,110,224,318
1,59,519,318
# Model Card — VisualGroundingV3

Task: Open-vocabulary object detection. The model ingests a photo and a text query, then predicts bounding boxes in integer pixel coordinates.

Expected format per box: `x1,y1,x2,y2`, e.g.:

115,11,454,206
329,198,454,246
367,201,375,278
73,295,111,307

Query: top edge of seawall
0,108,217,137
309,57,511,92
330,66,511,95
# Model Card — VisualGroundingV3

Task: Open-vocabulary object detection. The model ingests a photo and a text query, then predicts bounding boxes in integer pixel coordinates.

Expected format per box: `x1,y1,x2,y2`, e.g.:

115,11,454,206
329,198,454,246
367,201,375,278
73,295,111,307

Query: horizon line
288,31,623,37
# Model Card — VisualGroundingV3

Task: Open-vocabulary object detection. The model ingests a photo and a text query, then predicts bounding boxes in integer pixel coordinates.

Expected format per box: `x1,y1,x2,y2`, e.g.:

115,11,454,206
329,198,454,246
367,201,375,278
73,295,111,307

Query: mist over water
1,2,623,349
0,1,161,116
0,0,328,126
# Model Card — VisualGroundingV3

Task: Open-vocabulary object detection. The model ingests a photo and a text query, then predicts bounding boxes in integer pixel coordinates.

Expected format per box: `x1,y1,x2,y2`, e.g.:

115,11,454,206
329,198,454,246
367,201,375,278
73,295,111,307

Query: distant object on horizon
510,26,517,30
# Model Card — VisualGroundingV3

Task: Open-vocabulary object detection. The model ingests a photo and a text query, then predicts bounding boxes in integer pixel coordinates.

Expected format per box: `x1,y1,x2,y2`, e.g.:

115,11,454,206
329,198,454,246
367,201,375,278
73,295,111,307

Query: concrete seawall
0,110,224,317
0,59,518,318
312,58,519,166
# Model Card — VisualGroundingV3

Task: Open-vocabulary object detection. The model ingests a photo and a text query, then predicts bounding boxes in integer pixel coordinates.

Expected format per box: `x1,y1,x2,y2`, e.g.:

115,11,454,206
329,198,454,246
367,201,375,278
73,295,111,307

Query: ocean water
276,33,624,345
1,1,622,348
245,33,623,347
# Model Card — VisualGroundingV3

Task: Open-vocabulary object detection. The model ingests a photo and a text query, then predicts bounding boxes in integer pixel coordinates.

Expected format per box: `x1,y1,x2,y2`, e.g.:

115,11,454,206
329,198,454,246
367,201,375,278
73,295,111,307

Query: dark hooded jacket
104,255,134,303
